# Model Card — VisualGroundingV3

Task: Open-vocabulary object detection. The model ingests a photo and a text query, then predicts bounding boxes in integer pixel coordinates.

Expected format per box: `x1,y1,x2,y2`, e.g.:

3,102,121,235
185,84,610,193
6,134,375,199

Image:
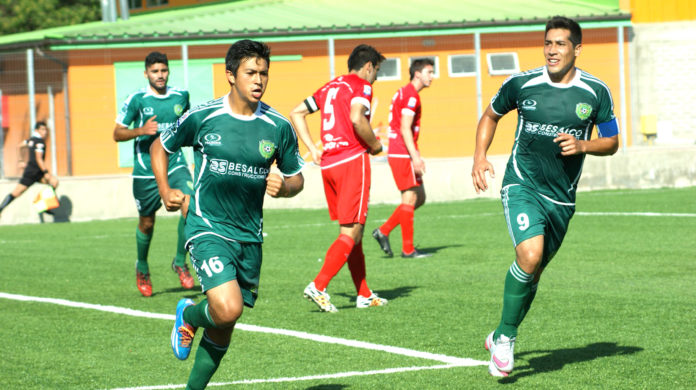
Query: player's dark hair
225,39,271,76
145,51,169,68
545,16,582,47
34,121,47,130
347,44,385,72
409,58,435,80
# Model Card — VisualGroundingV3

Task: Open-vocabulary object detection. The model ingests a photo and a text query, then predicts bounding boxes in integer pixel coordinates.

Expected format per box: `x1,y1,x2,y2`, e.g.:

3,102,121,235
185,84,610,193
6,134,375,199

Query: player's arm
151,138,185,212
112,115,159,142
554,118,619,156
289,100,322,165
471,104,502,193
351,103,382,155
266,172,304,198
399,113,425,176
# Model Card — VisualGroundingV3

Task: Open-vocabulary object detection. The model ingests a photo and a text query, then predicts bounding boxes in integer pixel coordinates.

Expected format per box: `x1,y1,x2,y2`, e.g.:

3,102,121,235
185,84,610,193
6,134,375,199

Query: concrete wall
1,145,694,226
631,21,696,145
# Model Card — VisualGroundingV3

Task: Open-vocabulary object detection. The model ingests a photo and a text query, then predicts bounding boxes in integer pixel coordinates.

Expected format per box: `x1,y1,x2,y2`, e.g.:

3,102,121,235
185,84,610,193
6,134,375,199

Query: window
448,54,477,77
408,56,439,78
128,0,142,8
377,58,401,81
146,0,168,6
486,53,519,76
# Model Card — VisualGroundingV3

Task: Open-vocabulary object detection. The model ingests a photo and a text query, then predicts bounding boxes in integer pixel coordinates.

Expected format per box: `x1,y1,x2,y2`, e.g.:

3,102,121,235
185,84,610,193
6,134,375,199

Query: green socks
173,215,187,267
183,298,218,329
135,228,152,274
495,260,534,339
186,331,229,390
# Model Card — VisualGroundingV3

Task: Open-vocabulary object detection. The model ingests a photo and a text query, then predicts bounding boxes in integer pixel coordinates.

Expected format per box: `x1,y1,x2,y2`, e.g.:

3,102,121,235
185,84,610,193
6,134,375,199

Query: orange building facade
0,26,631,177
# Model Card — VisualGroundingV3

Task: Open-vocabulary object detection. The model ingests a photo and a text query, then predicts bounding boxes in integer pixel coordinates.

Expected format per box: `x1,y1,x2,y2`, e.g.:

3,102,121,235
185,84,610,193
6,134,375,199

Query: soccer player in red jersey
290,44,389,312
372,58,435,258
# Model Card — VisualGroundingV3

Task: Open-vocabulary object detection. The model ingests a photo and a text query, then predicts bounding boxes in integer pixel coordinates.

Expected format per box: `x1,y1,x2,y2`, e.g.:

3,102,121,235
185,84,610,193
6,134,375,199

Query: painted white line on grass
576,211,696,217
112,363,464,390
0,292,487,367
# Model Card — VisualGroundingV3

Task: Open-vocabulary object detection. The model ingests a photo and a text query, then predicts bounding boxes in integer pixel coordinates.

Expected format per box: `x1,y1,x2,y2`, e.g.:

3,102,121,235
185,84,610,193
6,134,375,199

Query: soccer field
2,187,695,389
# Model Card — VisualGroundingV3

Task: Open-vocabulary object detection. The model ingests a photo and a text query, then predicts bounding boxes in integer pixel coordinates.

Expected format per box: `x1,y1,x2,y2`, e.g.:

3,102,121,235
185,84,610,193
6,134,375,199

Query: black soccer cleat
401,249,432,259
372,228,393,257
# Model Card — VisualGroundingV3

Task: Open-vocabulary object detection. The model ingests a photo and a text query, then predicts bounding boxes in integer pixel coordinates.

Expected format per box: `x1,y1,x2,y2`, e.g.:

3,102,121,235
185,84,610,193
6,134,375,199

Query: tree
0,0,100,36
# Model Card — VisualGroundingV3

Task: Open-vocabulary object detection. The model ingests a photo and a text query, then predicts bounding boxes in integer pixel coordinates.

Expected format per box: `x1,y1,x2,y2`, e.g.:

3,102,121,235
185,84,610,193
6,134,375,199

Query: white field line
0,292,487,388
112,364,464,390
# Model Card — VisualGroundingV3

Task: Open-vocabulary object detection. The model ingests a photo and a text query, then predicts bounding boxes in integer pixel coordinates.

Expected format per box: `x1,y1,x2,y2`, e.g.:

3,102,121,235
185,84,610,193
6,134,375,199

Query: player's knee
211,301,243,328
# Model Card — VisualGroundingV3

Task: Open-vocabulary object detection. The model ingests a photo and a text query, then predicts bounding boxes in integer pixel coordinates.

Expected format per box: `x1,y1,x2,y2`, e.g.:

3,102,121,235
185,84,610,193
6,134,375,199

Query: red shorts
388,156,422,191
321,153,371,225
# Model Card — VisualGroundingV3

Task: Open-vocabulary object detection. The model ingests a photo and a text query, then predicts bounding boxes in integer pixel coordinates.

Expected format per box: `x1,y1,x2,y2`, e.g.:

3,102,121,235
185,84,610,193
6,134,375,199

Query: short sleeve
490,76,519,116
160,110,197,154
276,122,305,176
116,93,139,127
594,86,616,125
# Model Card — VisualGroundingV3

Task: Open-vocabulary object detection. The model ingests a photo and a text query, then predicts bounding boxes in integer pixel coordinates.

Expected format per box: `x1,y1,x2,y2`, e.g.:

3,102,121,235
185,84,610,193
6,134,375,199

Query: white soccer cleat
356,292,388,308
485,330,515,377
303,282,338,313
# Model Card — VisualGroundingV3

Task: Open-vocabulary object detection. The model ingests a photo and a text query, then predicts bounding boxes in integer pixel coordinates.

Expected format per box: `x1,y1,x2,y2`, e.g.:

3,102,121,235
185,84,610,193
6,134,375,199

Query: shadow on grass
371,244,462,259
334,285,418,309
305,385,348,390
497,342,643,383
151,286,200,299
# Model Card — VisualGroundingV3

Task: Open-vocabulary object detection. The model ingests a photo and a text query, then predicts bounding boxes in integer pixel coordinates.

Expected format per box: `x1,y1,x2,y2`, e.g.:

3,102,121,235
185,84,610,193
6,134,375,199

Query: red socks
347,242,371,298
314,234,354,291
380,204,415,254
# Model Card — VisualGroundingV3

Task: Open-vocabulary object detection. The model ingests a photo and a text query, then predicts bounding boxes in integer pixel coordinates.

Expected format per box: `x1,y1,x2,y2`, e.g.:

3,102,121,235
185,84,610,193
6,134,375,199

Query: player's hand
265,173,286,198
554,132,585,156
471,157,495,194
162,188,185,211
139,115,158,136
369,139,383,155
310,148,323,165
413,157,426,177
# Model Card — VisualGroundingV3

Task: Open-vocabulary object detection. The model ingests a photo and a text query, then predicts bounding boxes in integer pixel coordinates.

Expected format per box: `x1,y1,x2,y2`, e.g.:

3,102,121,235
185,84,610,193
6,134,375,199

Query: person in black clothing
0,121,59,216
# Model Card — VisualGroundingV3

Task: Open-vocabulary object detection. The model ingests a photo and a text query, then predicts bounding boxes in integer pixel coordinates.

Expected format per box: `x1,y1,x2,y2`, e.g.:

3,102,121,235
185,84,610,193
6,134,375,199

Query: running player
372,58,435,258
290,44,388,312
0,122,59,216
152,39,304,389
471,16,620,377
113,51,195,296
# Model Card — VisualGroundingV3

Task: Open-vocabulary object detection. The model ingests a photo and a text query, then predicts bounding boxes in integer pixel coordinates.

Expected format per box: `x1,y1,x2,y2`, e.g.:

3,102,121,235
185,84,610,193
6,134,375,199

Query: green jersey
160,95,305,243
116,86,190,178
491,66,616,204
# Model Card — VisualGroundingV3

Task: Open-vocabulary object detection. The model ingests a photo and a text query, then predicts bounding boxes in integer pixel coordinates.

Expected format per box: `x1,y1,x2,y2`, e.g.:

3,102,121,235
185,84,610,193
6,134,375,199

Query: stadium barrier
1,145,694,225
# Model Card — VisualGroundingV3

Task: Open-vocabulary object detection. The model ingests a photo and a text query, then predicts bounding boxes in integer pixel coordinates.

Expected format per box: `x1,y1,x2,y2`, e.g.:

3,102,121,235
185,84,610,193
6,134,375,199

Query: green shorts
186,233,262,308
501,184,575,268
132,166,193,216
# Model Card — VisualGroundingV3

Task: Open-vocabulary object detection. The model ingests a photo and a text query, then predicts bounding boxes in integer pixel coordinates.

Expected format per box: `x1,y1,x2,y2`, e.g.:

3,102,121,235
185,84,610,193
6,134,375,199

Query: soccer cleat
372,228,393,257
401,248,432,258
136,269,153,297
171,298,197,360
171,259,195,290
356,292,388,308
303,282,338,312
485,331,515,377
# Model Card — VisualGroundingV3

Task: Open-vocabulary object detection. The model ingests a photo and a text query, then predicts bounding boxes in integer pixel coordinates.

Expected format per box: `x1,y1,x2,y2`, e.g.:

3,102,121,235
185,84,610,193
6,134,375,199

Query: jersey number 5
322,87,340,130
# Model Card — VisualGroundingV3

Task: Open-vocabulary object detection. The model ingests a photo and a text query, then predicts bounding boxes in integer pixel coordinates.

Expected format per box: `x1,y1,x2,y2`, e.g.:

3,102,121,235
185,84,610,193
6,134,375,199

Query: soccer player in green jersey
471,16,620,377
151,39,304,389
113,51,196,297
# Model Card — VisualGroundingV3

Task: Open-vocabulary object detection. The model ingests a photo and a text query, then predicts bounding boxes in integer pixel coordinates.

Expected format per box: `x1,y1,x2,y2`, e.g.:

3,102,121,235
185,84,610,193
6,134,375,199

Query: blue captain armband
597,118,619,138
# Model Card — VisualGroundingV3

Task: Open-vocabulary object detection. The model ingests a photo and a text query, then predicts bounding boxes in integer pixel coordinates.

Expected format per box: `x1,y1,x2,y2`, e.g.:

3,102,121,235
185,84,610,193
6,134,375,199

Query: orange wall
631,0,696,23
3,28,629,177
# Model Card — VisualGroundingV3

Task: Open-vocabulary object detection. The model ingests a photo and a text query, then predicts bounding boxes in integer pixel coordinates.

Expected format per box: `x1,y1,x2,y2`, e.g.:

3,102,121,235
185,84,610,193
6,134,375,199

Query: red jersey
387,82,421,157
306,73,373,168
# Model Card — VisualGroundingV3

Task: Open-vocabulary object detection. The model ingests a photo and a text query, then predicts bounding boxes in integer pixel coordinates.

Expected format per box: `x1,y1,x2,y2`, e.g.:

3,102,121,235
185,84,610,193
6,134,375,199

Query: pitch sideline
0,292,487,389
